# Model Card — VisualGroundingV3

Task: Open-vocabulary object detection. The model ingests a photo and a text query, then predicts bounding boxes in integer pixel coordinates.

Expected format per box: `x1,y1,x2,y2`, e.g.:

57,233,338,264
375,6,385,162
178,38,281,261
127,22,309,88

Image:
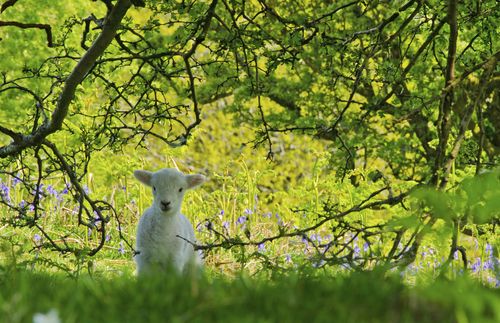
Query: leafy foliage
1,269,499,323
0,0,498,288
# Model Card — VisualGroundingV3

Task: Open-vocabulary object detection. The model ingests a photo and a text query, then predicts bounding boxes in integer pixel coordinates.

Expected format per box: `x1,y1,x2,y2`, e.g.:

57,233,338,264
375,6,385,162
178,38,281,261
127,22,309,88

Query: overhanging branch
0,0,132,158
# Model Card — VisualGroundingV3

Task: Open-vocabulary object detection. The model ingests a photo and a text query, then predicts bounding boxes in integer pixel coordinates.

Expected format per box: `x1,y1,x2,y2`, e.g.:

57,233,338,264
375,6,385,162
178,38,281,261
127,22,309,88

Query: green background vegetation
0,0,498,321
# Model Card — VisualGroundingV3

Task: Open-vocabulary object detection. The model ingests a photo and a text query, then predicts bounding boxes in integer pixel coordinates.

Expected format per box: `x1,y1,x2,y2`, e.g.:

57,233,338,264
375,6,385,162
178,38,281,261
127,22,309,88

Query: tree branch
0,0,132,158
0,20,53,47
433,0,458,187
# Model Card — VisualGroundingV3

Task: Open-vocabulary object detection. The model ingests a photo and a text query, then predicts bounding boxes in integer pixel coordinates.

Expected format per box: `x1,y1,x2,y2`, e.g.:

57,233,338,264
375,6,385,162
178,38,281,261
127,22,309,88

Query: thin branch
0,0,19,13
0,20,53,47
194,188,414,252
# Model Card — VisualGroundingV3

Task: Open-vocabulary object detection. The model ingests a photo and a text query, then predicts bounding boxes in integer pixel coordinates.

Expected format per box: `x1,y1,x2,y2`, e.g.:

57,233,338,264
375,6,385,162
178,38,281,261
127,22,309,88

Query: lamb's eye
153,186,156,192
178,188,183,193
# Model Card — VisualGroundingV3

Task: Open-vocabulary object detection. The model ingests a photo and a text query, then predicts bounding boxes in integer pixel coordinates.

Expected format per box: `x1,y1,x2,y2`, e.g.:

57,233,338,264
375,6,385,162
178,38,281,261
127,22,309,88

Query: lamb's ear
186,174,207,189
134,170,153,186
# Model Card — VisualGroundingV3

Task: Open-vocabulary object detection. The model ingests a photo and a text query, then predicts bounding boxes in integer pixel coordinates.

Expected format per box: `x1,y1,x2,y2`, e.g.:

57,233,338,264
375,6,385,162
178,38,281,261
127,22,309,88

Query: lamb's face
150,169,187,216
134,168,206,216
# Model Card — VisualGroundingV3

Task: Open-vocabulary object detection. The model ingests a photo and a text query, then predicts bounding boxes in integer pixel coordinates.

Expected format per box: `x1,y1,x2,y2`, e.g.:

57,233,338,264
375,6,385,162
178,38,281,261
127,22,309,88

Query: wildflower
105,234,111,242
483,258,494,270
471,257,481,273
61,183,70,195
236,215,247,225
121,186,127,192
353,245,361,257
33,309,61,323
46,185,58,197
258,243,266,252
12,176,21,186
363,242,369,252
222,221,230,230
31,184,44,200
485,243,493,258
262,212,272,219
275,213,284,227
118,241,125,255
205,220,213,231
301,235,309,248
220,209,225,216
34,234,42,244
83,185,90,194
285,254,292,263
244,208,253,215
0,182,11,202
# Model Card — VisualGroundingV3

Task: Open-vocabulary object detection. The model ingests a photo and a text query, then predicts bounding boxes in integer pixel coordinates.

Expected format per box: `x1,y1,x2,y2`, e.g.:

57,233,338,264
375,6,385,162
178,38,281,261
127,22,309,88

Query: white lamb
133,168,206,275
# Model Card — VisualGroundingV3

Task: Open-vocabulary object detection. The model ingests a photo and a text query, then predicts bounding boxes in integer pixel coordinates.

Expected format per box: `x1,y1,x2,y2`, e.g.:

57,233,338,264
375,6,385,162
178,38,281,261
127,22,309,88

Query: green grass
1,268,499,323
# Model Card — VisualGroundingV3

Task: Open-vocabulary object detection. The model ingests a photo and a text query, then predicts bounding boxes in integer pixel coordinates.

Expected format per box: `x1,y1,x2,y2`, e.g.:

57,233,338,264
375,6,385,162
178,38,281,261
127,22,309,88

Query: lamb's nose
160,201,171,209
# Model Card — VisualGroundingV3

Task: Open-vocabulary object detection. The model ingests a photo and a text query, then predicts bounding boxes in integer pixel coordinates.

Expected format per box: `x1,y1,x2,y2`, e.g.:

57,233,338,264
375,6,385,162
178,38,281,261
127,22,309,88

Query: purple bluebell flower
46,185,58,197
105,234,111,242
258,243,266,252
485,243,493,257
32,184,44,200
121,186,127,192
1,182,11,202
220,209,225,216
363,242,369,252
61,183,70,195
301,235,309,248
275,213,284,227
222,221,230,230
285,254,292,263
244,208,253,215
262,212,272,219
483,258,494,270
353,245,361,257
471,257,481,273
83,185,90,194
205,220,213,230
236,215,247,225
12,176,21,186
118,241,125,255
34,234,42,244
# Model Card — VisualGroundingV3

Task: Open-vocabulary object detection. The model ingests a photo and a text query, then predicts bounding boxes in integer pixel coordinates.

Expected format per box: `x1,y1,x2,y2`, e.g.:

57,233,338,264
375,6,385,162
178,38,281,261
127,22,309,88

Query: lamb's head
134,168,206,216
